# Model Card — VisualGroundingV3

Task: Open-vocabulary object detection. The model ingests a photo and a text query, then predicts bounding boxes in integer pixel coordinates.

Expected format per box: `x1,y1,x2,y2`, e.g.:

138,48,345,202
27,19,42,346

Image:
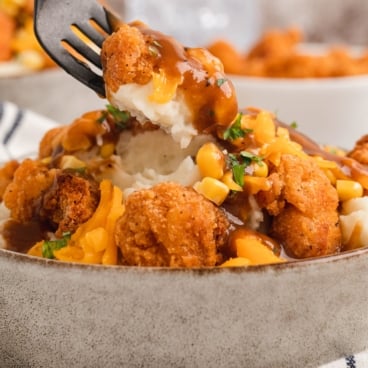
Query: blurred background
2,0,368,128
107,0,368,49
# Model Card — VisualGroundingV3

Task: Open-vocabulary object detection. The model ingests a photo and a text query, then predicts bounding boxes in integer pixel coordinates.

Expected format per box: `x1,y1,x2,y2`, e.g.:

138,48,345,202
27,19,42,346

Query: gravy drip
2,219,47,254
113,20,238,133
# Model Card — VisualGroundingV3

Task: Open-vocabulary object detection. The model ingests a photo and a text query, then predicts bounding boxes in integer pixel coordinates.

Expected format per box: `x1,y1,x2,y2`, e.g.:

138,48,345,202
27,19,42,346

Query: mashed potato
108,83,195,148
102,129,210,196
101,22,238,149
340,197,368,250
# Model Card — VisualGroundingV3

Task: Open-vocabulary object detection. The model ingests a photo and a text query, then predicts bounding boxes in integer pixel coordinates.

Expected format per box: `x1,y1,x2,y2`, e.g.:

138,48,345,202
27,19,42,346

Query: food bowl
2,23,368,367
0,67,106,124
1,247,368,367
231,73,368,150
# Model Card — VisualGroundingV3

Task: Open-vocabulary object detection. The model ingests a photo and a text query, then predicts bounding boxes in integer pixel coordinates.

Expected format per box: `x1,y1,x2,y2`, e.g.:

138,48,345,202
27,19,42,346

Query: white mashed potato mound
109,82,196,149
340,197,368,248
100,129,212,197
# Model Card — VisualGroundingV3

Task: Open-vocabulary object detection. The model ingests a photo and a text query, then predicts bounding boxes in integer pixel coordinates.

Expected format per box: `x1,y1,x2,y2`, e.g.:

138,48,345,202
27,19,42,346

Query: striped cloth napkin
320,353,368,368
0,100,58,162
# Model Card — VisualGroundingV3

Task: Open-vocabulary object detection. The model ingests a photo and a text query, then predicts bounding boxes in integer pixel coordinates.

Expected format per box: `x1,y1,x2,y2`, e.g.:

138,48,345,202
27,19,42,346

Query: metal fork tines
34,0,118,97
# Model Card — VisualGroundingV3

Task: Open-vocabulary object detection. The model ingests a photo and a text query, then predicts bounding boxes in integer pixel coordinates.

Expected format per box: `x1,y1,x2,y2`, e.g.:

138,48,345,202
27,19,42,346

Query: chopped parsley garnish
290,121,298,129
227,151,264,187
239,151,264,166
228,154,246,187
42,232,71,259
106,104,130,129
216,78,227,87
223,113,252,141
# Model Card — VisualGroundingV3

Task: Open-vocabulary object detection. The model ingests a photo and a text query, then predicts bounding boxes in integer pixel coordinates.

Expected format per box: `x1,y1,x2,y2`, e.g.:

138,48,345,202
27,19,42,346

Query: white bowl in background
0,67,106,124
231,73,368,150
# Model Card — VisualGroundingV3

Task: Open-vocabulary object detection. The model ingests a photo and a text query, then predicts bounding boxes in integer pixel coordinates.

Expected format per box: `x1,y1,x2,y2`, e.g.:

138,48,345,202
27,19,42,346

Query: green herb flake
232,162,246,187
227,153,245,187
42,232,71,259
239,151,263,166
106,104,130,129
216,78,227,87
223,113,252,141
96,111,108,124
290,121,298,129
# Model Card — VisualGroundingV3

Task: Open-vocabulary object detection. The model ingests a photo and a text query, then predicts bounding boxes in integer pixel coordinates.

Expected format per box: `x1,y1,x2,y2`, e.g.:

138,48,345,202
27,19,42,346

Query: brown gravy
2,219,47,254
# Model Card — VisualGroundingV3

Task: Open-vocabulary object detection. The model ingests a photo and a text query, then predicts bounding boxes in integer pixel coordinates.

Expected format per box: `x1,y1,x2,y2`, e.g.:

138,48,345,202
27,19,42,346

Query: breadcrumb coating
115,182,229,267
347,134,368,165
40,172,100,236
101,23,156,92
256,154,341,258
3,159,56,222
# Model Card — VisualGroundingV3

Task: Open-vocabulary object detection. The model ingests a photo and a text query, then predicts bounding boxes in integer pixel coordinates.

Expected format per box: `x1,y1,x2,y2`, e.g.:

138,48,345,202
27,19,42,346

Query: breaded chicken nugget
0,160,19,201
40,172,100,236
101,23,156,91
347,134,368,165
3,159,56,222
257,154,341,258
115,182,229,267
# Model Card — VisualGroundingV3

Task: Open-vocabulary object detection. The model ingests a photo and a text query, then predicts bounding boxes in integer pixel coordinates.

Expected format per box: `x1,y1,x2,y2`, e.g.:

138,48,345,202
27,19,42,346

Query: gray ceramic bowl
0,68,105,124
1,246,368,367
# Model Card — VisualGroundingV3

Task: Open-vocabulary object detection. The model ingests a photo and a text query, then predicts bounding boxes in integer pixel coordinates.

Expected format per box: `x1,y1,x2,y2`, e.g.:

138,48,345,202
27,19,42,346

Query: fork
34,0,121,97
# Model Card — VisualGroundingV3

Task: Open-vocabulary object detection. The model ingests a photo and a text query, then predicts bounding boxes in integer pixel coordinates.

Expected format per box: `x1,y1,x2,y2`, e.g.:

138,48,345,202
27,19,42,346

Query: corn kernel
221,171,243,192
276,127,290,139
60,155,86,170
194,177,230,205
336,180,363,201
100,142,115,158
196,142,225,179
244,176,271,195
253,111,276,145
252,162,268,177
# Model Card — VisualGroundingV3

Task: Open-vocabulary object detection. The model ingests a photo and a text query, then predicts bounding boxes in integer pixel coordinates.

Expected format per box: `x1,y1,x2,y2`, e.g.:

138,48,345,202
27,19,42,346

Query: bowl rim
1,244,368,273
229,73,368,87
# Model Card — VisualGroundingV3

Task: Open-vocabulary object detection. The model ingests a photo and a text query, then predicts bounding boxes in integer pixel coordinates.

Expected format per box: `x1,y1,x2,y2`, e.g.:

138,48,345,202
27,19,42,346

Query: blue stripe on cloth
345,355,356,368
2,107,24,145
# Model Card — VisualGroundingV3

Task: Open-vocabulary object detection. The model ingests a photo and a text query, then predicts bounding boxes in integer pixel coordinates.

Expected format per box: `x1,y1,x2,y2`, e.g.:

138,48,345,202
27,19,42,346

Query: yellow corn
194,177,230,205
336,180,363,201
253,111,276,145
221,170,243,192
100,142,115,158
276,126,290,139
60,155,86,170
252,162,268,177
196,142,225,179
243,176,271,194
